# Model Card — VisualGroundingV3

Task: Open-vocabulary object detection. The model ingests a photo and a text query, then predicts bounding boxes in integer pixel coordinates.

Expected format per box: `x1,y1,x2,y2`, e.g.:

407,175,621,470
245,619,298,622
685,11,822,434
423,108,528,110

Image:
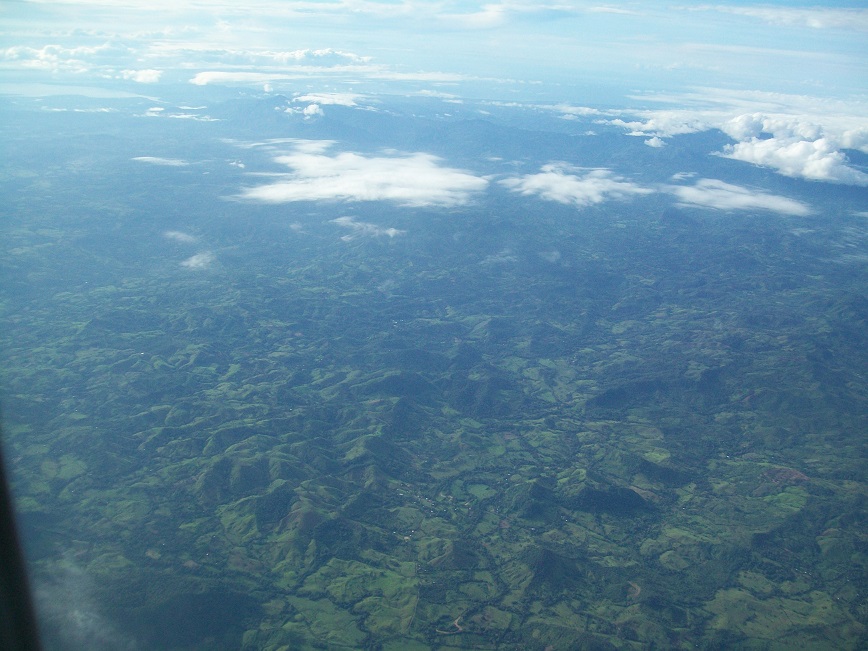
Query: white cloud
481,248,518,265
721,137,868,186
239,142,488,207
293,92,363,107
665,178,811,216
267,48,371,66
588,89,868,185
718,113,868,185
440,4,508,29
0,43,135,74
163,230,197,243
414,89,460,99
188,66,469,87
365,70,470,83
302,103,324,118
694,6,868,32
150,45,372,73
189,71,297,86
180,252,215,269
542,103,602,118
607,112,715,137
165,113,220,122
644,136,665,148
131,156,188,166
119,69,162,83
330,216,405,241
587,6,640,15
500,164,652,207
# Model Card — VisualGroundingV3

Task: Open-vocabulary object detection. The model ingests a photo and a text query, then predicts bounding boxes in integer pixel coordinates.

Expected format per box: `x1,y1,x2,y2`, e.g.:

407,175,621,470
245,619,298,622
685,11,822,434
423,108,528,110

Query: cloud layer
694,6,868,32
547,89,868,186
240,142,488,207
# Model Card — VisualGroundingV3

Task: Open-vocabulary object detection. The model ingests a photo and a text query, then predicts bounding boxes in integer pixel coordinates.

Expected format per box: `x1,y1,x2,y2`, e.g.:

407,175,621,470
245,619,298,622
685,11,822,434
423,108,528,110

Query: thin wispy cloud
189,71,299,86
238,142,488,207
692,6,868,32
163,230,197,243
665,178,812,216
331,216,405,241
500,164,652,208
2,0,865,106
180,252,215,269
292,92,364,107
481,248,518,265
132,156,189,166
439,4,508,29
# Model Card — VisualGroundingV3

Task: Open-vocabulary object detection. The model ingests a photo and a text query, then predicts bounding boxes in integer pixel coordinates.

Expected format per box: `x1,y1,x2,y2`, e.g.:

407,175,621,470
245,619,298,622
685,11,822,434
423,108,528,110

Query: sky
1,1,867,189
1,1,865,98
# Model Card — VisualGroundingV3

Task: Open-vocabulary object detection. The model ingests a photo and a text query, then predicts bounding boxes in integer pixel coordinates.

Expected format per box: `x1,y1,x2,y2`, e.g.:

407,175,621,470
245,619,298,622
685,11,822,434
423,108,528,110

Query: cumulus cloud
132,156,188,166
665,178,811,216
331,216,405,240
644,136,666,148
302,103,324,118
587,89,868,185
607,112,715,137
119,69,162,83
180,252,215,269
718,113,868,185
267,48,371,65
238,142,488,207
0,43,135,74
500,164,652,207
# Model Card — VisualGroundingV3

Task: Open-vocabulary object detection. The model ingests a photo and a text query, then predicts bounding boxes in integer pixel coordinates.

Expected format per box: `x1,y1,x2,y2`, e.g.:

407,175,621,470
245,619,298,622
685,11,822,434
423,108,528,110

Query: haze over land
1,2,866,650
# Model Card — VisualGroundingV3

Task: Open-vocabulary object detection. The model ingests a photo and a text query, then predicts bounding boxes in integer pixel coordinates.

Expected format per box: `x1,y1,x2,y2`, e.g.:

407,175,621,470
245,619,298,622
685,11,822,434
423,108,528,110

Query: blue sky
1,1,866,187
1,1,865,100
